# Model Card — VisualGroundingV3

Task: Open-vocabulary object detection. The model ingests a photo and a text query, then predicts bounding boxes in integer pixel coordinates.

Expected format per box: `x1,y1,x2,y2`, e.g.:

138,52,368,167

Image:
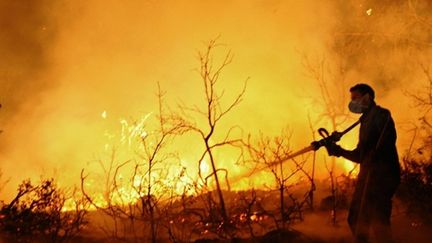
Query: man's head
348,83,375,114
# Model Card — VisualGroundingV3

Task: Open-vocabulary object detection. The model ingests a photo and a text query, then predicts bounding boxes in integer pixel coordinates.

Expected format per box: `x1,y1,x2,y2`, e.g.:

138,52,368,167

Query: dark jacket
341,104,400,196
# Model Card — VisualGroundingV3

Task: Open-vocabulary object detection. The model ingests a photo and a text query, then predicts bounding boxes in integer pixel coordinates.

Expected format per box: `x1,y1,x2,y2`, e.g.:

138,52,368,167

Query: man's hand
330,131,342,142
325,142,343,157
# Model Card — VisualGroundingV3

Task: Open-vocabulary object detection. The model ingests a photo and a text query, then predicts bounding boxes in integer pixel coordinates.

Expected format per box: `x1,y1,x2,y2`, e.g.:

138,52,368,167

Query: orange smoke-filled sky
0,0,429,199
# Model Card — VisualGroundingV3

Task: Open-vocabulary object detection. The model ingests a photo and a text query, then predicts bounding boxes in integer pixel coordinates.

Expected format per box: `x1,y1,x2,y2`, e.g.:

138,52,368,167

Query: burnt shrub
396,159,432,224
0,178,87,242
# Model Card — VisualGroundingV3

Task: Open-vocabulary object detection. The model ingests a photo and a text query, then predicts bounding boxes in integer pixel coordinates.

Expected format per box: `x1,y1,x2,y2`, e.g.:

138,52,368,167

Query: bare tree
406,62,432,159
244,128,314,229
302,53,354,225
178,38,248,232
81,85,189,242
81,39,248,241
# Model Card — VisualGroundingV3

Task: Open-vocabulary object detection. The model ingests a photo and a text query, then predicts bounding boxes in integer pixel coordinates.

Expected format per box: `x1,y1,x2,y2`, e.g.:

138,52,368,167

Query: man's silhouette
326,84,400,243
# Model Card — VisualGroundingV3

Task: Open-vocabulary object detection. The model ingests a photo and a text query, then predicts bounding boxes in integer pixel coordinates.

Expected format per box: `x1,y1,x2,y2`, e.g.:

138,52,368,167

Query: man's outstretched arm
326,143,361,163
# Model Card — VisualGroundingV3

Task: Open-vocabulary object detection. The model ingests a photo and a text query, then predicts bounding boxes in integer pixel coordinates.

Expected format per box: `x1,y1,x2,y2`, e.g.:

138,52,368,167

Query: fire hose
229,119,361,184
263,119,361,168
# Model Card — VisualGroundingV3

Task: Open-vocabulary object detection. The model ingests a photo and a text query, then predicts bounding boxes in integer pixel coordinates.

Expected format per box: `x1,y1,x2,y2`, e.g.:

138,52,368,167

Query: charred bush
397,158,432,224
0,178,87,242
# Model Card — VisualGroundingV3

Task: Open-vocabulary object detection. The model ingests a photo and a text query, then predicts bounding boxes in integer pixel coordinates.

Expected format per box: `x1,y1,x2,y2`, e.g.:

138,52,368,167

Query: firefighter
326,84,401,243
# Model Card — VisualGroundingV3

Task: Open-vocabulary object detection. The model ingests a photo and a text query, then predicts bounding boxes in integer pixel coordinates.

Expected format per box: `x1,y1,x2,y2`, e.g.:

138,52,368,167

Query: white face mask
348,94,369,114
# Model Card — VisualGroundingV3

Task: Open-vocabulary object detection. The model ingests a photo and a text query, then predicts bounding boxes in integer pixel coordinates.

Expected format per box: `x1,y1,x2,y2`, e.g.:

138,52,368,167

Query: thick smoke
0,1,69,196
0,1,62,153
0,1,59,120
328,0,432,95
325,0,432,157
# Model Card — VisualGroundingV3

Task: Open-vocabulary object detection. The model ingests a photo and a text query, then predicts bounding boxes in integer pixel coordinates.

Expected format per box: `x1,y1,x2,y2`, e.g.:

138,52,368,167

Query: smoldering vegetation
0,0,432,242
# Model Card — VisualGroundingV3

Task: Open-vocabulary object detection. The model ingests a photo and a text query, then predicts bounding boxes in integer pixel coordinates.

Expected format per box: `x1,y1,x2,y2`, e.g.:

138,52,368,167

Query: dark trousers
348,171,399,243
